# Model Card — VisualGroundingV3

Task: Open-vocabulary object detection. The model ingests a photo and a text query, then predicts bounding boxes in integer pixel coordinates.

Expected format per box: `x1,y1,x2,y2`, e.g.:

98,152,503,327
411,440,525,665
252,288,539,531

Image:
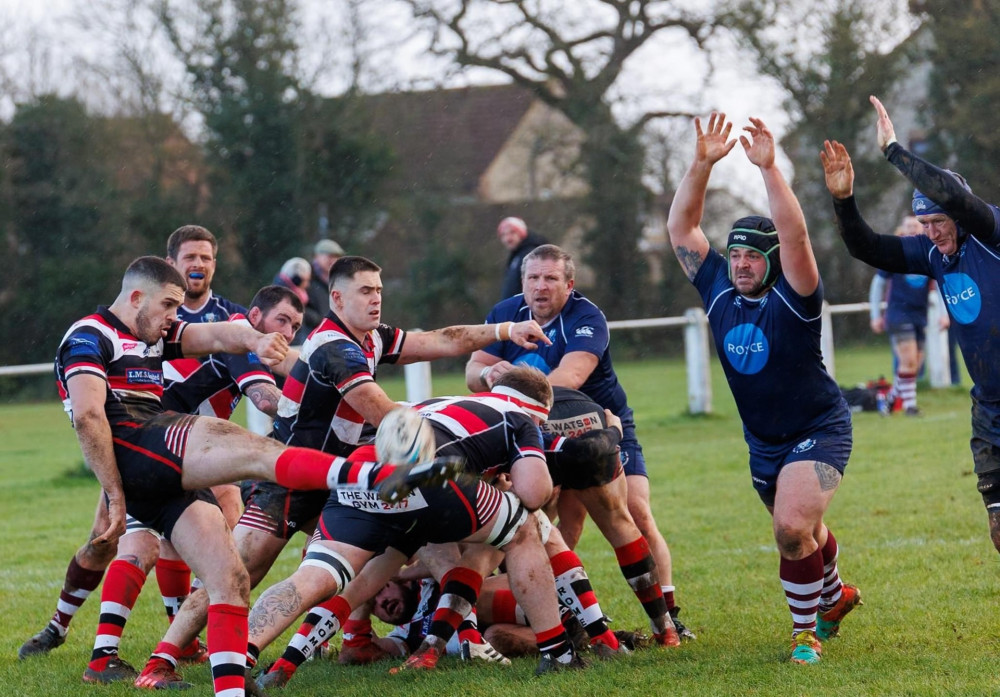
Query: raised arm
667,113,737,280
871,95,997,242
741,117,817,296
821,139,909,272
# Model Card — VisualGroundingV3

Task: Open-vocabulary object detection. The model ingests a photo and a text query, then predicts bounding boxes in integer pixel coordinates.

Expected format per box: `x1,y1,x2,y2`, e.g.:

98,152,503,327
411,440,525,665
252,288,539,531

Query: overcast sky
0,0,855,205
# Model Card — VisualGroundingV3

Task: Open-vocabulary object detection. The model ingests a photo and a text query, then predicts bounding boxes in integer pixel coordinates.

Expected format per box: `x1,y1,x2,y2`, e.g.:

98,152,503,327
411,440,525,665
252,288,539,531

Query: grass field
1,346,994,696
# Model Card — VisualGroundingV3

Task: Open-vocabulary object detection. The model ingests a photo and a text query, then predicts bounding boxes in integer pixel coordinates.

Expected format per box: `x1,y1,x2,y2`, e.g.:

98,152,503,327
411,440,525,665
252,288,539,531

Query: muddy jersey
876,269,930,330
692,250,848,444
55,306,186,427
415,393,547,479
897,227,1000,401
162,313,275,419
273,313,405,455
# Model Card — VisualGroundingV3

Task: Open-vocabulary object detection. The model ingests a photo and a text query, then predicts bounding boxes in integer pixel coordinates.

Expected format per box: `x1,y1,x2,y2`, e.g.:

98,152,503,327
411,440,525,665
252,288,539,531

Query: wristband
479,366,491,386
494,321,512,342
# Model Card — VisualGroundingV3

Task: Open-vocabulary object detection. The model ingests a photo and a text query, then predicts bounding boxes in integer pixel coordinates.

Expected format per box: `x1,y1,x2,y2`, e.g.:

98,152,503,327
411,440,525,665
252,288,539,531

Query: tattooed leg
247,571,336,653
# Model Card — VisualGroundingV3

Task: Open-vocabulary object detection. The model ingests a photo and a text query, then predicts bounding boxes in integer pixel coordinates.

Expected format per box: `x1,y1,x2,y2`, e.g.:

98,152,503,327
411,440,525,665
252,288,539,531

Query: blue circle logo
722,324,769,374
940,273,981,324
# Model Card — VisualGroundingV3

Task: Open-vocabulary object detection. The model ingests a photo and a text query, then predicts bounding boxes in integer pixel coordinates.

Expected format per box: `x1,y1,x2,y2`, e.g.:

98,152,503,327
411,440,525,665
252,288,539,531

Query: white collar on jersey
490,385,551,421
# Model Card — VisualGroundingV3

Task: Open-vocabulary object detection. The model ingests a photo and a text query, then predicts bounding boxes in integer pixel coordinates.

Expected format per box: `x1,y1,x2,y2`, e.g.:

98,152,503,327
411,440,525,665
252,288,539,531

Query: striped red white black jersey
55,306,186,428
416,392,547,479
161,313,275,419
273,313,405,455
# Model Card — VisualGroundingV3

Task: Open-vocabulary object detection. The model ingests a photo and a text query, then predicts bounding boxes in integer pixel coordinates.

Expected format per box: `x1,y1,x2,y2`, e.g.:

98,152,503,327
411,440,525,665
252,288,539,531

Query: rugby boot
669,606,697,641
83,657,139,684
653,625,681,647
460,639,511,665
18,623,65,660
256,666,292,690
560,611,590,652
177,637,209,664
134,658,193,690
245,667,271,697
377,456,466,503
534,649,587,676
816,584,862,641
339,641,390,665
789,630,822,665
613,629,652,651
388,641,442,673
590,639,630,660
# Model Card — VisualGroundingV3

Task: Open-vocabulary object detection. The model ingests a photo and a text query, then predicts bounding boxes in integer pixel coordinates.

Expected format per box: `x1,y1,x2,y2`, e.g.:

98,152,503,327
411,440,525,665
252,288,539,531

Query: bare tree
391,0,722,317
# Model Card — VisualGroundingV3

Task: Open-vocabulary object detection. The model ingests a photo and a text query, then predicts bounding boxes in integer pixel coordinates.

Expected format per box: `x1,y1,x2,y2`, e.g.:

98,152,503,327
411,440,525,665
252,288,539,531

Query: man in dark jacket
497,217,547,300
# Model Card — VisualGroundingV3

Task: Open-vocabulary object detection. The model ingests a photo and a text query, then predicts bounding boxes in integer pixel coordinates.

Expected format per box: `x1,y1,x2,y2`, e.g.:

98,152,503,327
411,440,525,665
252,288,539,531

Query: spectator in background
302,239,345,341
274,257,311,317
497,216,547,300
868,215,947,415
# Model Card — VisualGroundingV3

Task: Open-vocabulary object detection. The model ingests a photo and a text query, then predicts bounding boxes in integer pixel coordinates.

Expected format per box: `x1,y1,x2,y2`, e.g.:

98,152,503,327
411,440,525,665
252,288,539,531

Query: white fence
1,301,955,431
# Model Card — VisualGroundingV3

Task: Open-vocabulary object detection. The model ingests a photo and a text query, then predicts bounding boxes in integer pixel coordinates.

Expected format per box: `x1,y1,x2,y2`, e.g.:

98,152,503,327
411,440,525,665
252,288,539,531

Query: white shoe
460,639,511,665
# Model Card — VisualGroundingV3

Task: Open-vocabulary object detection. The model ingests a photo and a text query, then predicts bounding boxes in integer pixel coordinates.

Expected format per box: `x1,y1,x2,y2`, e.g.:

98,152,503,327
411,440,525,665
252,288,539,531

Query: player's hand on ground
821,140,855,199
695,112,737,166
255,332,289,366
510,320,552,349
740,117,775,169
869,95,897,151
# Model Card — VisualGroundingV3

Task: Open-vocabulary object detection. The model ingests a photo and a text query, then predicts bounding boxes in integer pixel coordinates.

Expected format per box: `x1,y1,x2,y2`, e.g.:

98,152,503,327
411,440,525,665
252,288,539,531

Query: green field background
1,347,994,696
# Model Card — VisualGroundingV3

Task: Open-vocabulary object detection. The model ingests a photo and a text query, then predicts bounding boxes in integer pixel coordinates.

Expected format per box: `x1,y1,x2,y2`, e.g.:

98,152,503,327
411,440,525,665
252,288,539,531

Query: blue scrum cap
727,215,781,290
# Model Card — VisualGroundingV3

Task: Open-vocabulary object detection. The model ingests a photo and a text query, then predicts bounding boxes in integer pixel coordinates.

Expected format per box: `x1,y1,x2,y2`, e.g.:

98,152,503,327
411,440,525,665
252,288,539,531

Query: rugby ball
375,407,436,465
540,387,607,438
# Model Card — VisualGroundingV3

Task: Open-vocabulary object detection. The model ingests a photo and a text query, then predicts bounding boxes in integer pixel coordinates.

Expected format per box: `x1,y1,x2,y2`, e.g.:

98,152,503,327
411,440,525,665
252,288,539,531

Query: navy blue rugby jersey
876,269,930,329
693,250,846,443
273,313,405,455
481,291,630,417
177,293,246,324
162,313,275,419
897,215,1000,402
55,306,186,427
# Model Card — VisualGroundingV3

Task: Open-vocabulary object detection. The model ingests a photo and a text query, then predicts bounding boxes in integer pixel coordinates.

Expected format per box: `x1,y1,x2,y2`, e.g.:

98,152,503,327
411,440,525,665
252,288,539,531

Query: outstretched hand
695,112,737,166
739,117,775,169
870,95,896,151
820,139,855,199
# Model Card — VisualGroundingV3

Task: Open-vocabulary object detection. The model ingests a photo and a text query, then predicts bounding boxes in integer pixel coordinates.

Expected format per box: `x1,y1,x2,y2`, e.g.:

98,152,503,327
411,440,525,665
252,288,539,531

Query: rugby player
49,255,454,697
823,96,1000,557
667,112,861,665
466,244,687,645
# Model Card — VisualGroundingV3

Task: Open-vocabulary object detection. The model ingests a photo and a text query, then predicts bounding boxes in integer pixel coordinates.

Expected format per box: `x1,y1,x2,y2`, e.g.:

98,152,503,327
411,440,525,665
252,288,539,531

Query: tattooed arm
668,112,737,281
244,382,282,418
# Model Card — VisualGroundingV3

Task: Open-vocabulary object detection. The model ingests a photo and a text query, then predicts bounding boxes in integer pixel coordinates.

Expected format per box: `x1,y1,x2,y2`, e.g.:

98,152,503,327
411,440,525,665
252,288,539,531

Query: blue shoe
789,630,822,665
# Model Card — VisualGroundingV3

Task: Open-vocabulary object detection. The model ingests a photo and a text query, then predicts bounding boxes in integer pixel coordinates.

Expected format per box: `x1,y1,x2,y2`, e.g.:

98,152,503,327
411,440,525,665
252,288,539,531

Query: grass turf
1,345,995,696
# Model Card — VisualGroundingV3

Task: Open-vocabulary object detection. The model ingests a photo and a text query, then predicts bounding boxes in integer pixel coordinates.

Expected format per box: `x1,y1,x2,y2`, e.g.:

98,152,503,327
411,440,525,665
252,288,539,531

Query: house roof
350,83,537,196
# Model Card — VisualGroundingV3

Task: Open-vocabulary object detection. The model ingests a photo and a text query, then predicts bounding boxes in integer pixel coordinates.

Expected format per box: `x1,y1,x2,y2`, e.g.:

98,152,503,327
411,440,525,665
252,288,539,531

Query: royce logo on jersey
722,323,769,375
126,368,163,385
575,325,595,338
940,272,981,324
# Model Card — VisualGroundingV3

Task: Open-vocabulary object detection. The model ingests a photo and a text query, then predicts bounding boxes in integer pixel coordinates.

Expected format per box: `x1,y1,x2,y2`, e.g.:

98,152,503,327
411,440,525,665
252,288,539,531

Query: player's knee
773,523,812,560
